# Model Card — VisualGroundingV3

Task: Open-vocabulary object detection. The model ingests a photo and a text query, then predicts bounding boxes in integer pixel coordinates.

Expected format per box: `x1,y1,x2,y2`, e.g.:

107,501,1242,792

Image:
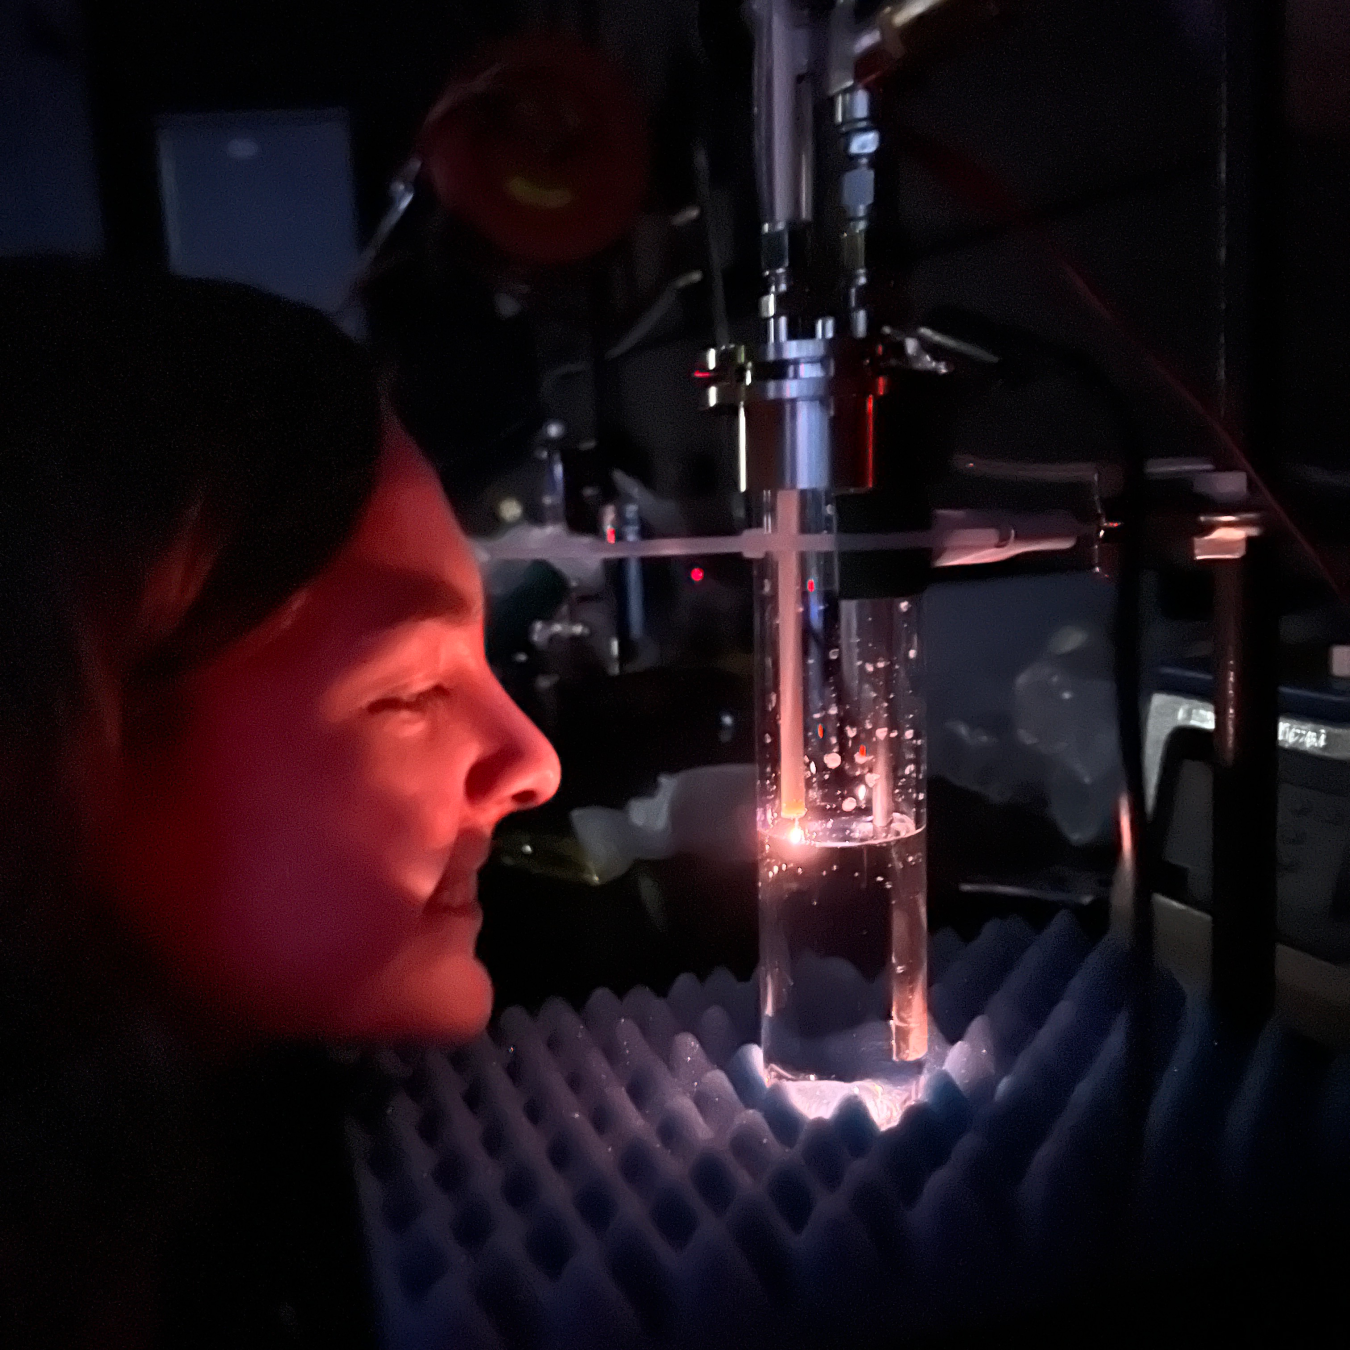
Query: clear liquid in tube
760,814,927,1088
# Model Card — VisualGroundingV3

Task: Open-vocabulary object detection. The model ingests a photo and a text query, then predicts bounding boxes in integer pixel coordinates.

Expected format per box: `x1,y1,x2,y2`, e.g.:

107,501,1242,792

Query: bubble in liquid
823,751,842,769
844,726,856,738
828,648,840,660
842,798,857,812
865,662,874,673
865,772,879,786
904,729,914,740
828,704,838,716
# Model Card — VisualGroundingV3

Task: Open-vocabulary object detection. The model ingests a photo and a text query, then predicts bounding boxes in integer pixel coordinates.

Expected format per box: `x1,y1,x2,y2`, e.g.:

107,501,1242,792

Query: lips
424,832,493,914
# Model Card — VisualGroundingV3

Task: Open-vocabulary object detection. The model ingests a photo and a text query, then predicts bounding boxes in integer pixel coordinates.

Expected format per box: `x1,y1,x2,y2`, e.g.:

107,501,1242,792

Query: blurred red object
418,33,649,266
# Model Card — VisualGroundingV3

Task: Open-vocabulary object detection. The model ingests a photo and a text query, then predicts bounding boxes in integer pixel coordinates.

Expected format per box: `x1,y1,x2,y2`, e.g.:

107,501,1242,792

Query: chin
342,950,494,1043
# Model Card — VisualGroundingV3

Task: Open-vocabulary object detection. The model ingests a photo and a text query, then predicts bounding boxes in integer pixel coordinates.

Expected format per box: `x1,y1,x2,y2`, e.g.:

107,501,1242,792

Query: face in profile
107,421,560,1041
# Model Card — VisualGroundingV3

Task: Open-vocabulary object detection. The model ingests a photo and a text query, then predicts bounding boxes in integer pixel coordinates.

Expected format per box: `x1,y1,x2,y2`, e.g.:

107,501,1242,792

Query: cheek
206,715,453,998
114,689,478,1034
352,716,474,890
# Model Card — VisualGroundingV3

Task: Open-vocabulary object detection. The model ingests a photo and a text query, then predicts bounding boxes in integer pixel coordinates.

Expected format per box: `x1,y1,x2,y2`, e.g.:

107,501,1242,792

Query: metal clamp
700,332,936,492
1192,510,1264,562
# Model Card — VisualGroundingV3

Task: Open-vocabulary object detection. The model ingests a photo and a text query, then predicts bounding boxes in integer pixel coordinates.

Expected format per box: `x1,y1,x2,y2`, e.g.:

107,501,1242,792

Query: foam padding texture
348,913,1350,1348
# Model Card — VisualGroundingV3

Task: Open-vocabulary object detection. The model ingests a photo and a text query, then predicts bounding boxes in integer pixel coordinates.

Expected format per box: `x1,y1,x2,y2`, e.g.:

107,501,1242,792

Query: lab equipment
698,0,952,1112
754,487,928,1093
349,0,1350,1340
1123,661,1350,1044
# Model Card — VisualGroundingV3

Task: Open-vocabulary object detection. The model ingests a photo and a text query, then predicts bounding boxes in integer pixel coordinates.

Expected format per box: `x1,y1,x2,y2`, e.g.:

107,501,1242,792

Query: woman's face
108,420,560,1040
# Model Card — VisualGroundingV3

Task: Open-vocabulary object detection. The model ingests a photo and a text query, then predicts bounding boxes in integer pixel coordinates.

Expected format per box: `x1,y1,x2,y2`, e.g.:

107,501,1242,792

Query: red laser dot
806,578,815,592
690,566,705,582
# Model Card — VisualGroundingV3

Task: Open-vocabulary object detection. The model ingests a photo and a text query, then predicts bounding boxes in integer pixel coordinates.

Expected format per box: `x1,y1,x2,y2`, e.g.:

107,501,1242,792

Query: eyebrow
351,564,482,638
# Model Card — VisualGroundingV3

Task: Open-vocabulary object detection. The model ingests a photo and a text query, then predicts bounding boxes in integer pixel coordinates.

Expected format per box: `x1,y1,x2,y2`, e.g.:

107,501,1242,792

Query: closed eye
367,684,452,715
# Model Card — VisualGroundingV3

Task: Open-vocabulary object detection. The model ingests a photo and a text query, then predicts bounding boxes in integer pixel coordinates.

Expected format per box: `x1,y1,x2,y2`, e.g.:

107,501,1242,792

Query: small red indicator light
690,566,705,583
806,578,815,592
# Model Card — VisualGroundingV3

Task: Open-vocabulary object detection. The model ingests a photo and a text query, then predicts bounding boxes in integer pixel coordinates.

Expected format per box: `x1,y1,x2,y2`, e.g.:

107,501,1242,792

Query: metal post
1207,0,1283,1031
1209,537,1279,1026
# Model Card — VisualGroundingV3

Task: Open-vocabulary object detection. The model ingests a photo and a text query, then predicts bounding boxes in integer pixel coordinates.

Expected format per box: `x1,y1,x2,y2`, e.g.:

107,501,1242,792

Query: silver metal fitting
833,86,871,127
1193,512,1264,562
701,332,927,493
841,166,876,214
846,129,881,157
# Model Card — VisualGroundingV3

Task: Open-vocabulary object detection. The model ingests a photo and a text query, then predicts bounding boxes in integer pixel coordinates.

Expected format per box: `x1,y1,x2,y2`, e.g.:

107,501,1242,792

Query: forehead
347,421,479,592
227,422,483,676
320,419,483,627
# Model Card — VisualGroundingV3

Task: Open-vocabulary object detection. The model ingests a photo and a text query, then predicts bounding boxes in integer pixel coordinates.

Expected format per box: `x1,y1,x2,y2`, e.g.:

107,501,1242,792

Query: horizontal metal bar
474,511,1089,568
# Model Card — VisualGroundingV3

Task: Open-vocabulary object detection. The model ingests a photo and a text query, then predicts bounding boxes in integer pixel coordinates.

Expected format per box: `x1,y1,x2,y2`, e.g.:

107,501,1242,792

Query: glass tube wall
755,488,927,1091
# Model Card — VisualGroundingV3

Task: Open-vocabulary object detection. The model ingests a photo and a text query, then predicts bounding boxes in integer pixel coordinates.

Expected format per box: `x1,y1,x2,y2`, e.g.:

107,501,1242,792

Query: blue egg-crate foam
347,911,1350,1349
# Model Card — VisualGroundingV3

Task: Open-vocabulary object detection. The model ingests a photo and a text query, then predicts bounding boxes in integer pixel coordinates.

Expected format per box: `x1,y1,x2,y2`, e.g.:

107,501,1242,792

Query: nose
463,674,561,818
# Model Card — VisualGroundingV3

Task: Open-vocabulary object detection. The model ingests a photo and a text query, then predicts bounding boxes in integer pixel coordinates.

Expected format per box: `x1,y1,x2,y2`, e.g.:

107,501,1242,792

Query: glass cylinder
755,488,927,1100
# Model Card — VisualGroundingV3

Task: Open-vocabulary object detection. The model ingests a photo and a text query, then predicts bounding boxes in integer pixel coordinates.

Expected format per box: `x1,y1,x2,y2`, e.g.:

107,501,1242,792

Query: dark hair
0,259,383,1342
0,258,381,760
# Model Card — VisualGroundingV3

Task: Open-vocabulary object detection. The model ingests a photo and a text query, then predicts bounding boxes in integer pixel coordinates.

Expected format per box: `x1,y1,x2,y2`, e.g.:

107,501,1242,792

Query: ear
135,506,218,656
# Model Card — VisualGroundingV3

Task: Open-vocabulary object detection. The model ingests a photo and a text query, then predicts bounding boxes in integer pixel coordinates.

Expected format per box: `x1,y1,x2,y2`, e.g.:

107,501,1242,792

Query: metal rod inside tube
777,488,806,820
872,736,892,833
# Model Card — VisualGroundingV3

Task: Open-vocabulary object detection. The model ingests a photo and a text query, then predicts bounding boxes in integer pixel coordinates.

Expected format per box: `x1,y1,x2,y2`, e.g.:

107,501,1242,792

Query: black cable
917,304,1155,1225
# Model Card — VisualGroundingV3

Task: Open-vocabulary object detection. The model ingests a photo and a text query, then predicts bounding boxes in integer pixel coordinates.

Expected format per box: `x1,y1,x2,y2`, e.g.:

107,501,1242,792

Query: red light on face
690,566,705,583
